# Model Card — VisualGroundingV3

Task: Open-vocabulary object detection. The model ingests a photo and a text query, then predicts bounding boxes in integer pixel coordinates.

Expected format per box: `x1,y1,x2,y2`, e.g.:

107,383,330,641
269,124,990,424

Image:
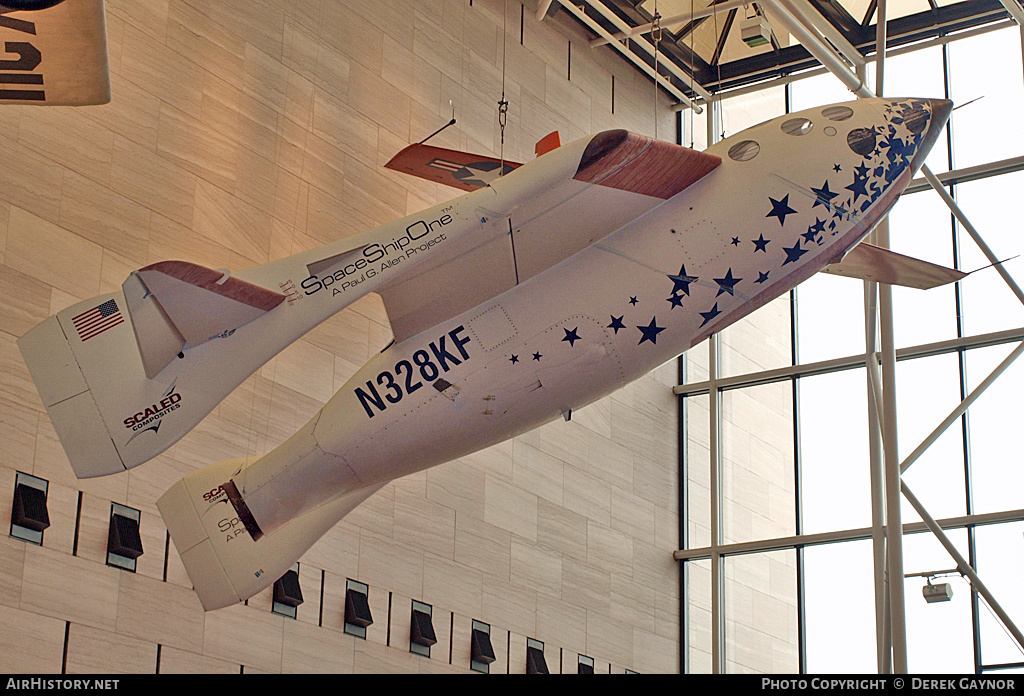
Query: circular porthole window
824,126,837,136
903,106,929,134
728,140,760,162
822,105,854,121
781,117,813,135
847,127,877,156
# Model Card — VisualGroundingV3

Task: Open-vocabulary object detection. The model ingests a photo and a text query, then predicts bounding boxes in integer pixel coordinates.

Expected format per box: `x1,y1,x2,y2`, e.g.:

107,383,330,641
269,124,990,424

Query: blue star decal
755,271,770,284
766,195,797,226
562,328,581,347
833,164,842,172
845,176,869,201
809,218,826,235
608,315,625,333
629,296,638,306
752,234,770,253
667,294,683,309
636,317,666,345
533,352,542,361
714,268,742,297
811,180,839,210
668,265,698,296
782,241,809,266
802,227,820,244
699,303,721,327
731,237,740,246
509,354,519,364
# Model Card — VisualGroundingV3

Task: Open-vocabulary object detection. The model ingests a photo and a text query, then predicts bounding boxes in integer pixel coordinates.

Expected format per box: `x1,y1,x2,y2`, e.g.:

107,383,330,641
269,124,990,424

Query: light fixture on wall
526,637,549,674
106,503,143,571
10,472,50,545
471,620,496,673
272,563,303,618
410,600,437,657
578,653,595,674
344,579,373,638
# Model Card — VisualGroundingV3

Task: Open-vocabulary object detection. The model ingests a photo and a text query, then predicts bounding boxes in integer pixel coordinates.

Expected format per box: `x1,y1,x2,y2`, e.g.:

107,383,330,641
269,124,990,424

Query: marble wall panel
0,0,682,675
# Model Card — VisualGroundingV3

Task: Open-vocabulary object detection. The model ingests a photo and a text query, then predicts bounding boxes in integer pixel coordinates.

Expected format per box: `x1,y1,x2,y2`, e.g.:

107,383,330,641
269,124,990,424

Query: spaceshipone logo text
300,214,452,297
355,325,472,418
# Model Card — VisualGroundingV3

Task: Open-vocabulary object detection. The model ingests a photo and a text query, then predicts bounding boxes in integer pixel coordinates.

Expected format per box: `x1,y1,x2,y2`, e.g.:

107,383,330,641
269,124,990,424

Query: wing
0,0,110,106
822,242,967,289
384,143,522,191
380,130,721,343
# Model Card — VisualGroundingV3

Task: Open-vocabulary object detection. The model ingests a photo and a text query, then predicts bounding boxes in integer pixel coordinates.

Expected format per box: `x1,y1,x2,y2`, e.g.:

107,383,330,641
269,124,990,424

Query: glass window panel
721,381,795,543
840,0,874,26
954,173,1024,337
887,186,959,349
795,271,866,364
720,293,792,378
975,522,1024,667
721,85,786,139
685,558,713,673
902,528,975,673
965,344,1024,516
790,72,855,113
804,539,878,673
798,368,871,535
949,27,1024,170
896,353,967,523
686,393,712,550
724,550,798,673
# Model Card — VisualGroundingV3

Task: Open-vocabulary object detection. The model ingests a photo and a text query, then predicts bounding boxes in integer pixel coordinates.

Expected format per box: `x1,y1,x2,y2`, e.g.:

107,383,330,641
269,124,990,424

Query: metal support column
859,54,890,672
878,218,909,673
707,99,726,675
875,0,909,673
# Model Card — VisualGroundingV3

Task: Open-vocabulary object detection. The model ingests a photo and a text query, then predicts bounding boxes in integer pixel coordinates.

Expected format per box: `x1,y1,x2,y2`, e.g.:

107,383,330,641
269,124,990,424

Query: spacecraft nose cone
902,97,952,174
929,98,953,129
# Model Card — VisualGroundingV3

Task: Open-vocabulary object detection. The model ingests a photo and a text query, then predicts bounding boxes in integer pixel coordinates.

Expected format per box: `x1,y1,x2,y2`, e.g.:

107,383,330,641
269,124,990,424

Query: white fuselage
234,97,945,536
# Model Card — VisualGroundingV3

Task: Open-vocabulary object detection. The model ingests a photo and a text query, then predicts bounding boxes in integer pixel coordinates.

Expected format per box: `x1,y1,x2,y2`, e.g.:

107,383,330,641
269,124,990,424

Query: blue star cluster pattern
503,101,932,370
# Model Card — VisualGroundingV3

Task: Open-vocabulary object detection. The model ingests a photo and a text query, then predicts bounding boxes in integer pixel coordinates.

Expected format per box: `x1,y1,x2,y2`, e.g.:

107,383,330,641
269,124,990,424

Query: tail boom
158,457,382,610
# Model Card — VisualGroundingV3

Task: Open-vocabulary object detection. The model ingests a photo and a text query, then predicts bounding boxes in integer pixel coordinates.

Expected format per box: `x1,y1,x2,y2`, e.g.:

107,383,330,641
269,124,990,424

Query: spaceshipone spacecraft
18,96,959,610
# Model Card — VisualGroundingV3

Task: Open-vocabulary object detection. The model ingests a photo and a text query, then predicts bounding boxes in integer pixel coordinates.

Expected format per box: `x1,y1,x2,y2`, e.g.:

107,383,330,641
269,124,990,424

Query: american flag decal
72,299,123,342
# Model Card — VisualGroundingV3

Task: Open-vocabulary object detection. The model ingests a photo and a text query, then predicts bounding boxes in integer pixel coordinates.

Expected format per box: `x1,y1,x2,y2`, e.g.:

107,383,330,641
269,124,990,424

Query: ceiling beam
590,0,750,46
582,0,716,102
551,0,704,110
996,0,1024,23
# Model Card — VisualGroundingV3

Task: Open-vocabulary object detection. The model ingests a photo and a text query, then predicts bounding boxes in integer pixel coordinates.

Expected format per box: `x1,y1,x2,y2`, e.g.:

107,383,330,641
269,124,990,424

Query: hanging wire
498,0,509,174
714,0,724,140
653,2,662,140
688,0,695,147
977,586,1024,658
